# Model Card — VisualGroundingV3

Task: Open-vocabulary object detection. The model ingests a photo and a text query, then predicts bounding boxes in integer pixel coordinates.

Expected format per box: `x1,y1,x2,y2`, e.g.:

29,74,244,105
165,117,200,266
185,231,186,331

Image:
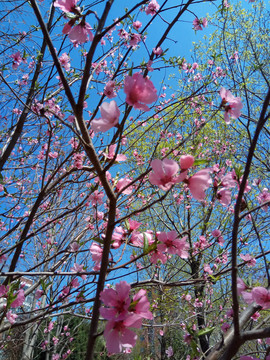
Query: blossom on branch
91,100,120,132
220,87,243,124
59,53,71,71
116,178,133,195
145,0,160,16
100,281,153,354
54,0,79,13
10,289,25,308
157,231,189,258
257,188,270,211
68,21,94,45
124,73,158,111
193,17,208,30
103,316,140,354
149,158,186,191
186,169,212,201
10,51,23,70
6,311,18,325
103,80,117,98
251,287,270,309
180,154,194,170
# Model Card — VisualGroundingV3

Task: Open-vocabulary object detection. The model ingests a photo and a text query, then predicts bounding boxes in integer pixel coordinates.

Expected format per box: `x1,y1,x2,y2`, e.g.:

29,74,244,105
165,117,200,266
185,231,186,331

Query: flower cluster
91,72,158,133
149,156,212,201
100,281,153,354
54,0,93,45
150,231,189,264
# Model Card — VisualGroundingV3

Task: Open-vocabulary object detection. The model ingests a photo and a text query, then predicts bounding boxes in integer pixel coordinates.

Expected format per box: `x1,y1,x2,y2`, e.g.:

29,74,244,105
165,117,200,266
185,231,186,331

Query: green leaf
143,233,149,253
193,159,209,166
92,237,104,245
65,12,77,19
197,326,215,336
124,219,130,231
234,165,243,180
208,275,220,283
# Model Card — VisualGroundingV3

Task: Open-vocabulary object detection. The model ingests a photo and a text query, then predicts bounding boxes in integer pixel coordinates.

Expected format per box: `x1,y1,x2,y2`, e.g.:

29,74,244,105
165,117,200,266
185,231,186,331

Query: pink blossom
217,187,231,206
44,321,54,333
133,21,142,30
251,311,260,321
130,231,154,248
221,323,230,332
150,248,167,264
35,289,44,299
10,289,25,308
128,219,141,232
90,242,103,270
70,242,79,252
187,169,212,200
193,18,208,30
153,47,163,56
63,22,72,35
111,226,126,249
237,278,248,295
240,254,256,267
54,0,79,12
118,28,129,40
100,281,131,321
145,0,160,15
180,154,194,170
116,178,133,195
103,316,139,354
251,287,270,309
147,60,154,72
157,231,189,258
257,188,270,211
220,87,243,124
104,144,127,162
130,289,153,320
217,236,225,246
184,333,192,344
129,33,141,46
48,151,58,159
71,278,80,288
91,101,120,132
220,171,237,188
71,263,86,280
68,21,94,45
212,229,221,237
6,310,18,324
104,80,117,98
204,264,213,274
10,51,23,70
100,281,152,354
59,53,71,71
88,190,104,206
193,235,209,251
166,346,174,358
124,73,158,111
0,285,8,297
149,158,185,191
